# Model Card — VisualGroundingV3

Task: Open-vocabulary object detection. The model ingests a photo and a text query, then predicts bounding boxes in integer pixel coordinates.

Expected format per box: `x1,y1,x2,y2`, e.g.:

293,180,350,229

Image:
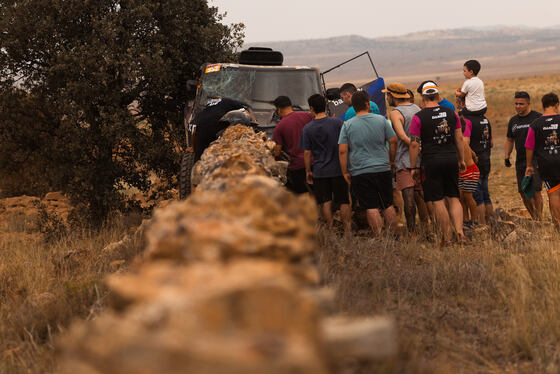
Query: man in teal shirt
339,83,380,120
338,90,398,237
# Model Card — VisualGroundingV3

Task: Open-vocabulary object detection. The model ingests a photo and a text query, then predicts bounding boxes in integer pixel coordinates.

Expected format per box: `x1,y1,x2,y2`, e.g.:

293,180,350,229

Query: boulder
143,175,317,263
322,316,397,361
191,125,287,187
59,261,328,374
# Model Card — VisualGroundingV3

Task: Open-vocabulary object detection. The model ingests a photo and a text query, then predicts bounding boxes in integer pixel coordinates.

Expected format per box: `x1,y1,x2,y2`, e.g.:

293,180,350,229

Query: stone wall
58,125,396,373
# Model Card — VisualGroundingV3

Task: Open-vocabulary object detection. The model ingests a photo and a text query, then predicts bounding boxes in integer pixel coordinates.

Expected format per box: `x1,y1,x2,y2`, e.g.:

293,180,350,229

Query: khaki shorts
396,169,422,192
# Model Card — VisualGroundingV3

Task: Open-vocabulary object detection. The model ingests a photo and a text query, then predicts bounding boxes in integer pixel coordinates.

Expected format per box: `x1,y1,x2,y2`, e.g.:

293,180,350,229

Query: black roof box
239,47,283,66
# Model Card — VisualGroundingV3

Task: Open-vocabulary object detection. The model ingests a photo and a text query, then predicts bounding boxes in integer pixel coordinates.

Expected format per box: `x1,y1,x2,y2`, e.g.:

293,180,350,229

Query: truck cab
189,62,322,138
180,48,323,199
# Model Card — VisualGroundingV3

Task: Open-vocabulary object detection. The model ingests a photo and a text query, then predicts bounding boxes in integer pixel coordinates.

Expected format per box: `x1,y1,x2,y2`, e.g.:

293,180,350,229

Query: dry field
1,74,560,373
0,215,144,373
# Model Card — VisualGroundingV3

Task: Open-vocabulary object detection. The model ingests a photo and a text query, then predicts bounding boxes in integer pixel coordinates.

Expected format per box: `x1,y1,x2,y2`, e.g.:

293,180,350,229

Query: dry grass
1,74,560,373
0,215,144,374
318,227,560,373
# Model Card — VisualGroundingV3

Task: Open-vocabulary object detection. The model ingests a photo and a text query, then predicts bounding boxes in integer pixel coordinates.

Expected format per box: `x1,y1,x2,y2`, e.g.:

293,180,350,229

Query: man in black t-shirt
192,98,247,161
525,93,560,230
409,82,467,245
505,91,543,219
460,96,494,224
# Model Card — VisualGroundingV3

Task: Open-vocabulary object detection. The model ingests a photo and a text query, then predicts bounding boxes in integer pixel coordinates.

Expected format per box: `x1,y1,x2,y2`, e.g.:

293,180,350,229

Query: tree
0,0,244,223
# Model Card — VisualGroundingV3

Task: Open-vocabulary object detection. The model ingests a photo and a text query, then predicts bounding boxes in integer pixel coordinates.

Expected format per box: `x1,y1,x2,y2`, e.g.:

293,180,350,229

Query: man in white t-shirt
455,60,487,116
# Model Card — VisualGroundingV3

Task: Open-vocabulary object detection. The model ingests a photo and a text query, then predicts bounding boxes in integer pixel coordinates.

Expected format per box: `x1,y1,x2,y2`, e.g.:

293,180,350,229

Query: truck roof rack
239,47,283,66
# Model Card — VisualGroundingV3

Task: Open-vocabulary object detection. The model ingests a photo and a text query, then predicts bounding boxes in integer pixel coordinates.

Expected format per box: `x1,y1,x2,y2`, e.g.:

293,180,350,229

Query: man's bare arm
389,110,410,145
304,150,313,185
525,149,535,176
455,128,466,172
273,144,282,158
339,144,351,184
455,128,465,162
505,137,514,159
409,135,420,167
409,135,421,178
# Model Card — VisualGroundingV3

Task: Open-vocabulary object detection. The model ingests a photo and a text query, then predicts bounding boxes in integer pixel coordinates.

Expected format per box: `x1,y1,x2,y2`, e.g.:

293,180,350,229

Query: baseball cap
382,82,410,99
419,81,439,95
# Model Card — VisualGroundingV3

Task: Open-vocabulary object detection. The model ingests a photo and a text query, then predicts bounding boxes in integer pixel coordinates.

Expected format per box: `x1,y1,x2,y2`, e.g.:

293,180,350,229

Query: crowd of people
271,60,560,244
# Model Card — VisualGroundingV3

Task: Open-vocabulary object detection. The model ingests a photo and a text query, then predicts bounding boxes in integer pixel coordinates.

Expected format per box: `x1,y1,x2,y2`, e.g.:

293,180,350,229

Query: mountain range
248,27,560,86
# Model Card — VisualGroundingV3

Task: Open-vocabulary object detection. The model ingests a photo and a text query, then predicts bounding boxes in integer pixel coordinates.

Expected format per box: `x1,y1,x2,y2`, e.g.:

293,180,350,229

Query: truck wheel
179,152,195,200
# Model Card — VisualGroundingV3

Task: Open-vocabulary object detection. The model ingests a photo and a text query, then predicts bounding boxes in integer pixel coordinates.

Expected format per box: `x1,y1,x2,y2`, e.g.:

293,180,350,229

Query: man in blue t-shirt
338,91,398,237
300,94,351,232
339,83,380,120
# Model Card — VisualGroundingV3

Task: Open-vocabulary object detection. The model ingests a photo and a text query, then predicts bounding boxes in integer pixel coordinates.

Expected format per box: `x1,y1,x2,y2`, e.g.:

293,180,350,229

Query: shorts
544,179,560,195
351,171,393,210
422,157,460,202
458,163,480,193
463,107,487,116
477,155,491,177
396,169,422,192
286,168,309,194
516,162,543,193
313,176,350,205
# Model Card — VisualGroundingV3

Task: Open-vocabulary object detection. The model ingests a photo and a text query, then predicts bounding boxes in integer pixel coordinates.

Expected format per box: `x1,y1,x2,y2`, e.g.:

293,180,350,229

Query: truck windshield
199,66,321,111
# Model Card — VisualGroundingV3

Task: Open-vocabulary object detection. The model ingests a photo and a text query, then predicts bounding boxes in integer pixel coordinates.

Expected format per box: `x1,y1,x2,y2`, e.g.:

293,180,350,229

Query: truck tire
179,152,195,200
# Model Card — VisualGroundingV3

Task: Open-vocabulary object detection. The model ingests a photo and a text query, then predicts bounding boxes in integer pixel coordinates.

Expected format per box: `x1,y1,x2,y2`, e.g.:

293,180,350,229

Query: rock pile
58,125,396,373
0,192,71,240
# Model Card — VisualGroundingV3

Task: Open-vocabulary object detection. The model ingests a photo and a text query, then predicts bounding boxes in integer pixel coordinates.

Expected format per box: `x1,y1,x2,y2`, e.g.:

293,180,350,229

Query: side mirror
186,80,198,100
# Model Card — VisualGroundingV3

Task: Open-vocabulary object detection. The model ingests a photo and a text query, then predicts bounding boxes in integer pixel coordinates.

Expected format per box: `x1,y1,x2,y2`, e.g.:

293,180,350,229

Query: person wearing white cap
409,82,467,245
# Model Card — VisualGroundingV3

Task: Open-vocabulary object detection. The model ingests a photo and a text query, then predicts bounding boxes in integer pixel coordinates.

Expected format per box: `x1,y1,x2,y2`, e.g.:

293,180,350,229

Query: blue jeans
474,172,491,206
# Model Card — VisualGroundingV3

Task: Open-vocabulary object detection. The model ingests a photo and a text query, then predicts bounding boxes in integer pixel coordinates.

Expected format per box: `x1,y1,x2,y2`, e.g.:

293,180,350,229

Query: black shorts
544,179,560,194
423,158,459,202
463,107,487,116
351,171,393,210
516,162,543,193
313,176,349,205
476,155,491,177
286,168,309,194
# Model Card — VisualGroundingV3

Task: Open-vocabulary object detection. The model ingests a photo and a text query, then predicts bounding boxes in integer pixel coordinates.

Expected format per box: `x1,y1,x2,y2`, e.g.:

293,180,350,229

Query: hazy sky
210,0,559,43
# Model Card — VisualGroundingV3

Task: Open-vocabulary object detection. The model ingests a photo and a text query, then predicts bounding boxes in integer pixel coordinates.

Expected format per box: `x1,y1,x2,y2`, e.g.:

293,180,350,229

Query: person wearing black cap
505,91,543,220
191,97,248,161
409,82,467,245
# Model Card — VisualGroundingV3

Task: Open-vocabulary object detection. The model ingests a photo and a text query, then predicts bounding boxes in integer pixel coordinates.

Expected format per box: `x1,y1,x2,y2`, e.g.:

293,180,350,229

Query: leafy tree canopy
0,0,244,223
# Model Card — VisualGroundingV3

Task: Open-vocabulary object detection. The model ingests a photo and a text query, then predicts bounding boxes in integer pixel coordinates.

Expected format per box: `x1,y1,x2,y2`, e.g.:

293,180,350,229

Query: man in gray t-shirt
384,82,428,233
338,91,398,236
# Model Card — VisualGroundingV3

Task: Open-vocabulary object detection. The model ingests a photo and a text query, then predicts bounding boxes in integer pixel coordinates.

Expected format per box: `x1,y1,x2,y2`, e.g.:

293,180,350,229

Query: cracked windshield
200,67,320,111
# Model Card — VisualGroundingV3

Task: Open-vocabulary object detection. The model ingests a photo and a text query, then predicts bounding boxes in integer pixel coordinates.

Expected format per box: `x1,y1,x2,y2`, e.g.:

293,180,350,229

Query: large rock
191,125,288,187
59,261,328,374
0,193,71,237
144,175,317,263
106,260,320,310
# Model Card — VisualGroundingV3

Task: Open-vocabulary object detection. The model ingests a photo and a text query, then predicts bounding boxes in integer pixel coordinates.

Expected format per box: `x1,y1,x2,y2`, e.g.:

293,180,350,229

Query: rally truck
179,47,324,199
179,48,385,199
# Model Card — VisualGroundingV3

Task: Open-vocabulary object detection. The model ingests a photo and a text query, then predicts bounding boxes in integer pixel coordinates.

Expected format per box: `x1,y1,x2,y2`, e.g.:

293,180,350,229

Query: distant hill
248,27,560,86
